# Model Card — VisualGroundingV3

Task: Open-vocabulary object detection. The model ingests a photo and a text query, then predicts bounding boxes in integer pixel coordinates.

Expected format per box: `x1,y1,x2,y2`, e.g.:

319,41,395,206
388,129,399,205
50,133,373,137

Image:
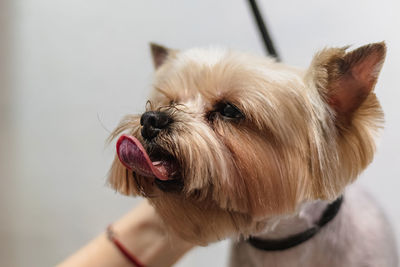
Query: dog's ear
150,43,173,69
307,42,386,123
305,43,385,200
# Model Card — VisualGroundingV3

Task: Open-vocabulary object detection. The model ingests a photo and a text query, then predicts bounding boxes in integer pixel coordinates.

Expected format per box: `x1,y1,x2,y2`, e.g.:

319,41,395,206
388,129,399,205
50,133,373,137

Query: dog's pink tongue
116,135,170,181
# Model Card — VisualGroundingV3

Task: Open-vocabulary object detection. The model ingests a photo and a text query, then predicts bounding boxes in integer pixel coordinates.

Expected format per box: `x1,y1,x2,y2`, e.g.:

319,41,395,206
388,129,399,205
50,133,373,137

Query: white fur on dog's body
230,184,398,267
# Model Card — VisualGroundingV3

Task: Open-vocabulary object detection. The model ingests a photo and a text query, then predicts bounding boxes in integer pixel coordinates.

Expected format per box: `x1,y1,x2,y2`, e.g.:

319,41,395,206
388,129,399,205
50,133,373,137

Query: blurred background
1,0,399,266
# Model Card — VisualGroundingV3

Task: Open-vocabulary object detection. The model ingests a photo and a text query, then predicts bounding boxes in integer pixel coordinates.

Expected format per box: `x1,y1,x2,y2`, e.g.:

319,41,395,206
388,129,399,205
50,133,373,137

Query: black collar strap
247,196,343,251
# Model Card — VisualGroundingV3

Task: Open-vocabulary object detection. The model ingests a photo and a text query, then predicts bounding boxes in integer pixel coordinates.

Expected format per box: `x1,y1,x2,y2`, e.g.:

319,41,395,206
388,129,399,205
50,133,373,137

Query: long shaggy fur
108,43,385,245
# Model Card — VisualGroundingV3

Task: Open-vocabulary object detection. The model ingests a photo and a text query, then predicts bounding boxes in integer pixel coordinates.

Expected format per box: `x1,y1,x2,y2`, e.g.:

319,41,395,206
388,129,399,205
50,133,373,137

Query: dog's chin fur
108,43,385,245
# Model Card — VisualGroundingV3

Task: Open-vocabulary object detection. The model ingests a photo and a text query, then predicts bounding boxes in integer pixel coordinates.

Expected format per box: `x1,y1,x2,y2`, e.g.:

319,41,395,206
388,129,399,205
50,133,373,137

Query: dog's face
109,43,385,244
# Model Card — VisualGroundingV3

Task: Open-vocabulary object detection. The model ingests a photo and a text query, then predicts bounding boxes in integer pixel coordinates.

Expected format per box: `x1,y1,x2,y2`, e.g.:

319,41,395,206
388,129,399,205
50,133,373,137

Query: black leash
247,0,280,61
247,196,343,251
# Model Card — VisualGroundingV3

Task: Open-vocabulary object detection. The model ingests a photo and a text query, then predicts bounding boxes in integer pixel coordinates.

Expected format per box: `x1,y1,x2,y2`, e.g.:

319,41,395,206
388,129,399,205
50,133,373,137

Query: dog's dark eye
219,103,243,119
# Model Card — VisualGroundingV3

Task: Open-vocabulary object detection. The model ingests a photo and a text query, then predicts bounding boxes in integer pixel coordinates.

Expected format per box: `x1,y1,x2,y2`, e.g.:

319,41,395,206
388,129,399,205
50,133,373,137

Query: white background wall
1,1,399,266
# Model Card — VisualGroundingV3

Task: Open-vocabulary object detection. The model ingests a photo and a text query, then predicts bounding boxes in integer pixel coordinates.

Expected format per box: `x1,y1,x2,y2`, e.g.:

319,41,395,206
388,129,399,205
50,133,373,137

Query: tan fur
108,43,385,245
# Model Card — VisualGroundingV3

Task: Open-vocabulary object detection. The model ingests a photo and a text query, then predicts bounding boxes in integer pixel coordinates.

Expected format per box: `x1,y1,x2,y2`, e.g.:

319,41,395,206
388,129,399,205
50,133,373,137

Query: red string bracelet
106,225,145,267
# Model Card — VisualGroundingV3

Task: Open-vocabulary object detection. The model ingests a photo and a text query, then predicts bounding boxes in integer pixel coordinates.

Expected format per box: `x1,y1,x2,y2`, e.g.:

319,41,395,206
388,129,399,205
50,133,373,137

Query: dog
108,42,398,266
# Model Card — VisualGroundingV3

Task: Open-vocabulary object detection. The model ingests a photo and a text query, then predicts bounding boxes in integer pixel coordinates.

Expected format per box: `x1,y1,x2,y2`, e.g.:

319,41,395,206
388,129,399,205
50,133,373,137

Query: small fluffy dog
108,42,398,266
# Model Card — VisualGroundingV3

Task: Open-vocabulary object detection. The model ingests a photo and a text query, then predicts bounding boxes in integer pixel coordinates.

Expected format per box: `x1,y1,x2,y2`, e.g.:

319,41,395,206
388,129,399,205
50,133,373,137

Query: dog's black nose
140,111,171,140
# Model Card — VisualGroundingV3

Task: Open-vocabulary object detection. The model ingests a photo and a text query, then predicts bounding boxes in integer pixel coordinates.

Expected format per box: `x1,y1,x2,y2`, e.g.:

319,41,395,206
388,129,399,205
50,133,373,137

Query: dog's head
108,43,385,244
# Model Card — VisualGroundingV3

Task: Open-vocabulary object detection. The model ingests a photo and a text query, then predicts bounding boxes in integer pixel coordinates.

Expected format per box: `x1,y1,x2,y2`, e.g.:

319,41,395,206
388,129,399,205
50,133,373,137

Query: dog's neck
244,198,343,251
254,199,335,240
246,196,344,252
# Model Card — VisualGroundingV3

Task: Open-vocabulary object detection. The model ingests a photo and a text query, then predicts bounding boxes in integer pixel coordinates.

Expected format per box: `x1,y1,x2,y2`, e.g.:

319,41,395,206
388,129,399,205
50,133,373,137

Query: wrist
112,200,194,267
